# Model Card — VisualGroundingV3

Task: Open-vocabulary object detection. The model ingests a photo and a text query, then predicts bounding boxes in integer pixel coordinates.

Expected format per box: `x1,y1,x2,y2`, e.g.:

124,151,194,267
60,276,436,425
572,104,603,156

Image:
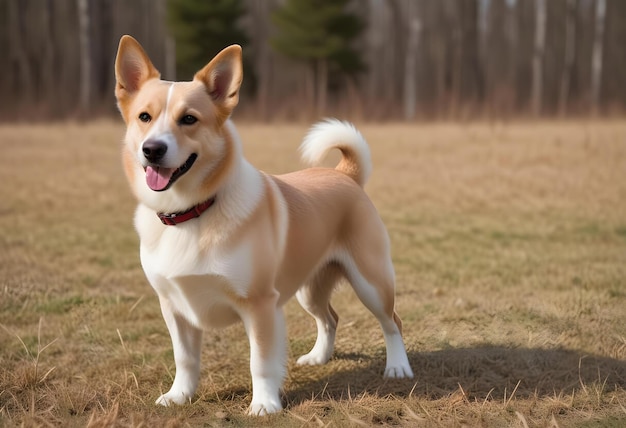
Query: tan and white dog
114,35,413,415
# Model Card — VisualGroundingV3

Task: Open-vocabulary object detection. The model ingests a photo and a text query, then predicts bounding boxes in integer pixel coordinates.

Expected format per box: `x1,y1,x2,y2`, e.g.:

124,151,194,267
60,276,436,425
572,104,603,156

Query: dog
114,35,413,415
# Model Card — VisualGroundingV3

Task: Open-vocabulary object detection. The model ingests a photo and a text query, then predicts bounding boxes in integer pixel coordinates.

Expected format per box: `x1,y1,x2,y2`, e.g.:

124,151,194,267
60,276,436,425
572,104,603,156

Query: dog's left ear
195,45,243,121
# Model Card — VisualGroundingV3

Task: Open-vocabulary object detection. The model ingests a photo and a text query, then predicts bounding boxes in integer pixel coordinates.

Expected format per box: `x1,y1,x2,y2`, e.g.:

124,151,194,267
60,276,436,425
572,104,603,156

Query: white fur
117,37,413,416
240,307,287,415
300,119,372,185
294,308,336,365
136,122,288,415
137,126,267,301
138,84,181,170
328,250,413,379
133,119,412,415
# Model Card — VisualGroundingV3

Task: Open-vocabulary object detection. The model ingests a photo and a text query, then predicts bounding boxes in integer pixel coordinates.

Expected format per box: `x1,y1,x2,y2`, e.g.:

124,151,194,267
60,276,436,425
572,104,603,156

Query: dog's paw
296,352,330,366
155,390,191,406
384,364,414,379
247,399,283,416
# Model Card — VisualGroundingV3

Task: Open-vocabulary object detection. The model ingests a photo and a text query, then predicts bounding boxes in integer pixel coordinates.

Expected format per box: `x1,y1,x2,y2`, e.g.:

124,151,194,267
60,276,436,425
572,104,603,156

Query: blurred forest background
1,0,625,122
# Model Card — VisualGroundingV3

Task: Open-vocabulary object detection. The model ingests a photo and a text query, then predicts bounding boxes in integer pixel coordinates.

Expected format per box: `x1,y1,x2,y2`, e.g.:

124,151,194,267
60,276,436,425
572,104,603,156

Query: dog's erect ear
194,45,243,121
114,35,160,102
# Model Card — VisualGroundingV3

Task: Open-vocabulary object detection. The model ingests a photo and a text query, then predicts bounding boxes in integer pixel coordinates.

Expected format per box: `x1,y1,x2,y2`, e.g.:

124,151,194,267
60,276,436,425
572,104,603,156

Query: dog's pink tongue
146,166,174,191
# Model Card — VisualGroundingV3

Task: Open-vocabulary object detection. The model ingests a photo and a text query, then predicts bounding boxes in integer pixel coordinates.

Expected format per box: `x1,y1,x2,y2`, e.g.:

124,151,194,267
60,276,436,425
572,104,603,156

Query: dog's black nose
142,140,168,163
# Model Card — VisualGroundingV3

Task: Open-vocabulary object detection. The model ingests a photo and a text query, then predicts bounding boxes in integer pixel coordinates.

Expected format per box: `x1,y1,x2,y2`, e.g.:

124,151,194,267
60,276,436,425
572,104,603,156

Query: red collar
157,197,216,226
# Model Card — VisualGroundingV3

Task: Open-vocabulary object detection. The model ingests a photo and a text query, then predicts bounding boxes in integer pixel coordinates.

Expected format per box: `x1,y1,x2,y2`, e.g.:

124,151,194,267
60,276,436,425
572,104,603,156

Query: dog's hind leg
340,252,414,379
295,263,341,366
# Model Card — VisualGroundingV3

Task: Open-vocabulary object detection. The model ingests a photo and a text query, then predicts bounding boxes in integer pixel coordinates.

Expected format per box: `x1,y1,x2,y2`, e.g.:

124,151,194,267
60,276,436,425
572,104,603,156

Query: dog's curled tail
299,119,372,187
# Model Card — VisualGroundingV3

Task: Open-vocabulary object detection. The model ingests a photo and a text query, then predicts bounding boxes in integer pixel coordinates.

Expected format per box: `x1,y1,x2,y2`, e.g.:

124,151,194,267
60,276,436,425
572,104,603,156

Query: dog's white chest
138,215,253,329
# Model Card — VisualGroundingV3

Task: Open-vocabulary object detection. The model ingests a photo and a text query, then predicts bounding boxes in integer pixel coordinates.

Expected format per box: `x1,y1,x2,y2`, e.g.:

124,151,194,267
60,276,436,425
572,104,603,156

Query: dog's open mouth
145,154,197,192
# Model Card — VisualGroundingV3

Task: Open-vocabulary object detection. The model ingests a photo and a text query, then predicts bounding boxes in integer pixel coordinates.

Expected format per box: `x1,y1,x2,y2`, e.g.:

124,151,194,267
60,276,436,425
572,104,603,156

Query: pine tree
271,0,365,115
167,0,249,81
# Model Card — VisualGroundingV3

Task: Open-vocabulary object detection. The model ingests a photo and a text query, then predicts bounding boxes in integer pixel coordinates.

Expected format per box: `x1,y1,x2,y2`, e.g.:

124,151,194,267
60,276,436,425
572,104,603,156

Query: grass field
1,120,625,427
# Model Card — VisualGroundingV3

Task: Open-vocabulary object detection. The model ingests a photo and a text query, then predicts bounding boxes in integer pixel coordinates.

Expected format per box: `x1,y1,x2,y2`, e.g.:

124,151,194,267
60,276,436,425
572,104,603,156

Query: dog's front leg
155,298,202,406
240,294,287,416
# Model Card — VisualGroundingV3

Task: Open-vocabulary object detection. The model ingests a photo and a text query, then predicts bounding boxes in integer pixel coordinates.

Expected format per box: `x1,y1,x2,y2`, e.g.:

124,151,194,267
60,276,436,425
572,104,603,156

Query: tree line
1,0,624,122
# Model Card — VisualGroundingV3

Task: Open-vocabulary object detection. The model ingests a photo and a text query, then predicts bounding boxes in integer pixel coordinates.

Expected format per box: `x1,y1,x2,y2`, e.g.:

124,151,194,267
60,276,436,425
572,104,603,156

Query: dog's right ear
114,35,160,112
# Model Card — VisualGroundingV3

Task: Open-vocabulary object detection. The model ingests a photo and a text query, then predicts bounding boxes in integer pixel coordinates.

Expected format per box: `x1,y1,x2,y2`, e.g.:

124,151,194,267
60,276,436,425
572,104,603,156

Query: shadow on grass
286,347,626,404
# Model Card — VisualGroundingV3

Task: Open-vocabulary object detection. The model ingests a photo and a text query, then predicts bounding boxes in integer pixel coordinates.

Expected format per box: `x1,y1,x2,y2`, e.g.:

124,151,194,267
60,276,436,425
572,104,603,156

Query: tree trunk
590,0,606,115
36,1,54,115
388,0,406,112
7,0,34,108
315,58,328,117
460,0,483,115
432,2,448,117
165,36,176,82
154,0,175,81
531,0,546,116
252,0,271,121
485,0,518,118
366,0,384,118
507,0,518,116
77,0,91,115
304,62,315,118
446,0,462,117
559,0,577,116
404,16,421,121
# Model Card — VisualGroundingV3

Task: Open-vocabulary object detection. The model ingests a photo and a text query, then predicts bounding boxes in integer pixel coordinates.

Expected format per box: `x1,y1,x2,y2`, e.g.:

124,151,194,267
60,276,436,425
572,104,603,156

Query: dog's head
114,35,242,213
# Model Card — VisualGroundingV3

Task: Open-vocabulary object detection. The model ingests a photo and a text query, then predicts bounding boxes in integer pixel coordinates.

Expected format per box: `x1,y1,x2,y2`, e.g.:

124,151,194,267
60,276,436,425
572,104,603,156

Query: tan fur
114,35,412,416
336,148,364,185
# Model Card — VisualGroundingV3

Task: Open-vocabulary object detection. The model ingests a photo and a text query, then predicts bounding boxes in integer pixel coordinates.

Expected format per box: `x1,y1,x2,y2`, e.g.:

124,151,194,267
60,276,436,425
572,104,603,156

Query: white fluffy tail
299,119,372,187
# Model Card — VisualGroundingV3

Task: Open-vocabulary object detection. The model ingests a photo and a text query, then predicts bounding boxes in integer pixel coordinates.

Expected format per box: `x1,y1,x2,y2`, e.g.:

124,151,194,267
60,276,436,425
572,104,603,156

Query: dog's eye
138,112,152,123
180,115,198,125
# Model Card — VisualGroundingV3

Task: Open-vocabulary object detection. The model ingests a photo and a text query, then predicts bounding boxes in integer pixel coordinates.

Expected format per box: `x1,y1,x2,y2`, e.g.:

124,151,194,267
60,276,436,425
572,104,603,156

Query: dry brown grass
1,119,625,427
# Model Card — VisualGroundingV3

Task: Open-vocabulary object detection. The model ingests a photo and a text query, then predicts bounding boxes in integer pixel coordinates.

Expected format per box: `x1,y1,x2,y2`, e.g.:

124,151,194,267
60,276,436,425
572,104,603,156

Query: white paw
296,352,330,366
155,390,191,406
247,399,283,416
384,364,414,379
